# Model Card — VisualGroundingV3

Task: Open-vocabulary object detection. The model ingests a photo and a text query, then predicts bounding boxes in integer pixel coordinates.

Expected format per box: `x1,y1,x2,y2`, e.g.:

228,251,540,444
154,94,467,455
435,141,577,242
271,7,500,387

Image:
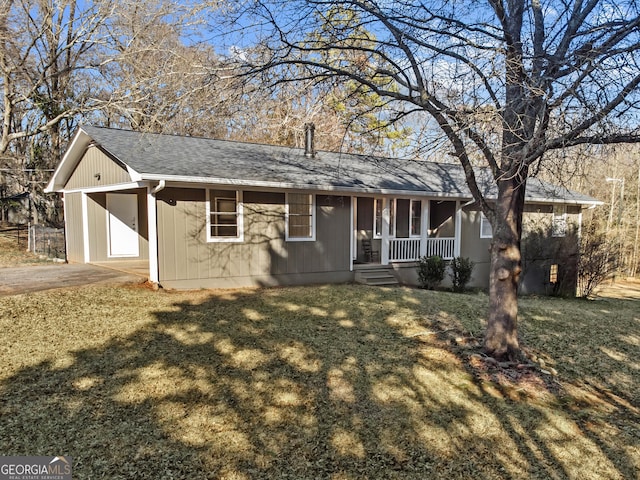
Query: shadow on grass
514,292,640,479
0,285,637,479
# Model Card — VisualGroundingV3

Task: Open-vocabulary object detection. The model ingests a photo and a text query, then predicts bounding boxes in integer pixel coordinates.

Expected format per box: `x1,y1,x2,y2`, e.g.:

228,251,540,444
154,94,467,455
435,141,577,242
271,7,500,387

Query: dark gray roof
79,125,600,204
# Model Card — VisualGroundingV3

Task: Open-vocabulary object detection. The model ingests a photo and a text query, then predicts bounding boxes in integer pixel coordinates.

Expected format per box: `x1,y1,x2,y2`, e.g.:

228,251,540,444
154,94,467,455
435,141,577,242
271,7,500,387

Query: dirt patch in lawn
594,277,640,300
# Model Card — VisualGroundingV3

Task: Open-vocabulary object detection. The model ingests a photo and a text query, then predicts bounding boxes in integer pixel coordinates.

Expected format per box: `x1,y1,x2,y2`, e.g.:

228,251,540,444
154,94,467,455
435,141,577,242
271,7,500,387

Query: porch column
454,200,462,257
381,197,390,265
147,186,159,283
420,199,429,257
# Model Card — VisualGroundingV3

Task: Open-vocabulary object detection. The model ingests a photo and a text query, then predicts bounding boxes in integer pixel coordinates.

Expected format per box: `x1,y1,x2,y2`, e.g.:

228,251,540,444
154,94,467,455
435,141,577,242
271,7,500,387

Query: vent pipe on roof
304,123,315,158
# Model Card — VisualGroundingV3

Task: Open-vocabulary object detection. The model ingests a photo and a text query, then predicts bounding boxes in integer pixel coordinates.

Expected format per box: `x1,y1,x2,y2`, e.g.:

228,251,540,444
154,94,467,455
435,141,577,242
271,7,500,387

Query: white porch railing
424,237,455,260
388,237,455,262
389,238,421,262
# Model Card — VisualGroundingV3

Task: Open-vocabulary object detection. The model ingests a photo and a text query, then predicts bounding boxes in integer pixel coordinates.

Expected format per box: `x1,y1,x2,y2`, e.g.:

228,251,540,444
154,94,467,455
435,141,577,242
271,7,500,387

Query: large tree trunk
484,174,527,360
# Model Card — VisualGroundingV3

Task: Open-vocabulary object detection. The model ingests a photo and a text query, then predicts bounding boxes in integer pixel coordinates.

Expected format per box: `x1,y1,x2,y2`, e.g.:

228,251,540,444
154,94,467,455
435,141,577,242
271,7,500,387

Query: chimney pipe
304,123,315,158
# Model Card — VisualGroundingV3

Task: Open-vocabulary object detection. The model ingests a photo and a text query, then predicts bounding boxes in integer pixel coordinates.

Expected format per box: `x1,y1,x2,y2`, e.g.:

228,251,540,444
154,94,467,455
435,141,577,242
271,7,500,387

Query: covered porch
353,197,461,265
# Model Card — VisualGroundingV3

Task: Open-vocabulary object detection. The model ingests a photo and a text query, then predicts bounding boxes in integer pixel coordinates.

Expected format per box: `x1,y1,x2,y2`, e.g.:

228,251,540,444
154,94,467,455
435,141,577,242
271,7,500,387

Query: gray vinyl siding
459,204,582,293
63,192,85,263
459,208,492,288
65,146,131,190
86,193,107,261
156,188,351,287
135,191,150,259
520,204,580,295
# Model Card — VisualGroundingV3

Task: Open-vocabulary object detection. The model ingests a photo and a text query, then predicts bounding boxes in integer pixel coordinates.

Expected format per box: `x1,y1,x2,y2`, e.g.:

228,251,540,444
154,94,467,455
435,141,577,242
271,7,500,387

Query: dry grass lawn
0,232,50,267
0,242,638,478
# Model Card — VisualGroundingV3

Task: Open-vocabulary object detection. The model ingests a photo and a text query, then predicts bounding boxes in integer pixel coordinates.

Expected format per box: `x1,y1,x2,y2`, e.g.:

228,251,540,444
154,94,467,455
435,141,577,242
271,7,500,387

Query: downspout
152,180,166,195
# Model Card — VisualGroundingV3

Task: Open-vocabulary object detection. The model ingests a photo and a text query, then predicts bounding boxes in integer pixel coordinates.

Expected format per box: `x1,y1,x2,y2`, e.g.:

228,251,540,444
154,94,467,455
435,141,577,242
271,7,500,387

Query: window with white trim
374,198,383,238
207,189,243,242
480,213,493,238
549,264,559,284
552,205,567,237
286,193,315,240
410,200,422,237
374,198,395,238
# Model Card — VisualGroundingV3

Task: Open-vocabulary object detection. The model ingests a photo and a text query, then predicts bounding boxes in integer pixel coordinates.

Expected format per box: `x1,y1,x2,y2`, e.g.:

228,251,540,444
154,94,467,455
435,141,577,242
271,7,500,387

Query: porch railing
424,237,455,260
388,237,455,262
389,238,421,262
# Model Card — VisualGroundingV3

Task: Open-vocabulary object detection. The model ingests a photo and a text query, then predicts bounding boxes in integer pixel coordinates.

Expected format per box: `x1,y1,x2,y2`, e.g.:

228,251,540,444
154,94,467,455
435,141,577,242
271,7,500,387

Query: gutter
137,173,470,200
133,174,602,208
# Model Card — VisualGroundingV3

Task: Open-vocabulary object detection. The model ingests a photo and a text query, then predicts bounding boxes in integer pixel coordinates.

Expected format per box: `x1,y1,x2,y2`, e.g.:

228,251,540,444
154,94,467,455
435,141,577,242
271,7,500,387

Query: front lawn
0,283,637,479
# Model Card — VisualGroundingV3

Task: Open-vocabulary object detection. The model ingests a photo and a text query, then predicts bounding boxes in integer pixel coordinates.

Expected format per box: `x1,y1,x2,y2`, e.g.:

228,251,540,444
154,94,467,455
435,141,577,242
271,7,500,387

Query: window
552,205,567,237
286,193,315,240
480,213,493,238
549,264,559,284
207,189,243,241
374,198,395,238
410,200,422,237
374,198,383,238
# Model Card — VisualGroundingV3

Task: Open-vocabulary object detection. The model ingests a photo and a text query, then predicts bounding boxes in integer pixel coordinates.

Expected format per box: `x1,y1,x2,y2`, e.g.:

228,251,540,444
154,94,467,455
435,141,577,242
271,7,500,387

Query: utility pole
633,165,640,277
606,177,625,275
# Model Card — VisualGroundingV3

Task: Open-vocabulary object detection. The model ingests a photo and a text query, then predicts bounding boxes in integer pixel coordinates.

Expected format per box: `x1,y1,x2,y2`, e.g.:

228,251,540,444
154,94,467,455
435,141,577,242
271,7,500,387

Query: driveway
0,263,146,296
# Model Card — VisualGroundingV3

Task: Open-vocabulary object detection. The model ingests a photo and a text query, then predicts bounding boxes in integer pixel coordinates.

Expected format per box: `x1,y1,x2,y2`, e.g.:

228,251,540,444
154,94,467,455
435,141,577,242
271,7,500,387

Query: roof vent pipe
304,123,315,158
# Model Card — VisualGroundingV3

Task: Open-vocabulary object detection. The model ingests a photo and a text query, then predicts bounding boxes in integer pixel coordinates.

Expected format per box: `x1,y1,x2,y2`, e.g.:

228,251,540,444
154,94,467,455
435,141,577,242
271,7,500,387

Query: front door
107,193,139,257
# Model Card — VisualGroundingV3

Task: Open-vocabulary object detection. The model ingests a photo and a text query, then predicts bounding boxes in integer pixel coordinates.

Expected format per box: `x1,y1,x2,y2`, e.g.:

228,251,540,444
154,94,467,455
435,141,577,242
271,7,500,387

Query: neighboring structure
46,125,601,293
0,191,30,224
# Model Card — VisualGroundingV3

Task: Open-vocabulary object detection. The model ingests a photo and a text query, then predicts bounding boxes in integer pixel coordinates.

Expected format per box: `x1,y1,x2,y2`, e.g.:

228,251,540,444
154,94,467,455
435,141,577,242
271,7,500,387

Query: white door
107,193,139,257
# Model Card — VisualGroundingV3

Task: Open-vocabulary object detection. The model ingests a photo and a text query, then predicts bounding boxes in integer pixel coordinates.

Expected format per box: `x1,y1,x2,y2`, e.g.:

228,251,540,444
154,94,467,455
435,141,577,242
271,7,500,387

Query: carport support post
147,185,159,284
82,192,90,263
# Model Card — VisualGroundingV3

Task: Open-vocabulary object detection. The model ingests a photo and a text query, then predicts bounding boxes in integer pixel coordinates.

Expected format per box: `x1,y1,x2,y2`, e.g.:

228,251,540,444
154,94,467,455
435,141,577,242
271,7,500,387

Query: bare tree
0,0,213,223
217,68,411,154
217,0,640,359
0,0,122,160
542,143,640,279
93,0,238,137
0,0,124,224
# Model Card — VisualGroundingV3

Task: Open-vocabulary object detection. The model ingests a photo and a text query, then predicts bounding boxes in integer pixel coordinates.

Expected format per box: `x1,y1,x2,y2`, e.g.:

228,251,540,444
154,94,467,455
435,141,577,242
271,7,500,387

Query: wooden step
354,267,399,286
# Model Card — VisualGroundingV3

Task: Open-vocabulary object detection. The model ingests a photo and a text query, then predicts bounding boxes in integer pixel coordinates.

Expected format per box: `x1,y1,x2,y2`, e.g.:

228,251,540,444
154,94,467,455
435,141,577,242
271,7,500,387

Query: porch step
354,266,399,286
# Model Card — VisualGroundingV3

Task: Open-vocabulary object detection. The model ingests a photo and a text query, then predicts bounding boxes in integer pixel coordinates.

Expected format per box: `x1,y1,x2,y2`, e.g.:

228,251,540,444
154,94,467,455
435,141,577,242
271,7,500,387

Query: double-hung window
552,205,567,237
480,213,493,238
374,198,383,238
374,198,395,238
410,200,422,237
286,193,315,240
207,189,243,242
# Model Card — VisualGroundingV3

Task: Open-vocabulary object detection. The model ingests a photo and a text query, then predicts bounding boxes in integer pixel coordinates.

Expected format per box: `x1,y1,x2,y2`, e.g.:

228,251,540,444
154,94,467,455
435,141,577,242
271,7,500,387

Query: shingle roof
73,125,600,204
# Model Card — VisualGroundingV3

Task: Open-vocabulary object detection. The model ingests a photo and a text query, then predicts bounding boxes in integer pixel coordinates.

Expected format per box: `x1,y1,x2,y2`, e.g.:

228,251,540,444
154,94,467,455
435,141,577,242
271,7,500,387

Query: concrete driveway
0,263,146,296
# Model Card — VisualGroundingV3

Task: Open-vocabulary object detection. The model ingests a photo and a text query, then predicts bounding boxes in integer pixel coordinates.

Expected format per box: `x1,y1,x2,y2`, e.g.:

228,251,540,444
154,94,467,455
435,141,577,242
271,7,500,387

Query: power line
0,168,55,172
